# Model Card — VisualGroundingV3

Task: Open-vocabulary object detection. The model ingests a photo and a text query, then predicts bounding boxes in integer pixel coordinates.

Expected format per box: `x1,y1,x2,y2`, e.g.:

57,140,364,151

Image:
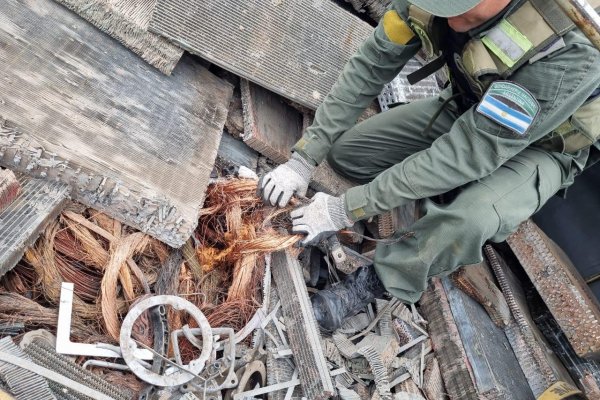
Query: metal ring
120,295,212,387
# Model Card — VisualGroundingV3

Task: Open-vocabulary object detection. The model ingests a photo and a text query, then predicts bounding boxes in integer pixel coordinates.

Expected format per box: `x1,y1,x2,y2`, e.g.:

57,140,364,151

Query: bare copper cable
101,232,149,340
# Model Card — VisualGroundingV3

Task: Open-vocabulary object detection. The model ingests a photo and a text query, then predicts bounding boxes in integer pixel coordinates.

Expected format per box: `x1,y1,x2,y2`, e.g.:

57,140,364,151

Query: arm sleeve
293,2,421,165
344,29,600,220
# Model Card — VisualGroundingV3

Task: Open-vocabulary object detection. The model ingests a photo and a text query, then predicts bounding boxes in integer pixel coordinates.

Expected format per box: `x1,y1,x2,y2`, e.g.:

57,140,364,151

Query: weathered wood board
149,0,373,109
52,0,184,74
0,173,70,277
0,0,233,247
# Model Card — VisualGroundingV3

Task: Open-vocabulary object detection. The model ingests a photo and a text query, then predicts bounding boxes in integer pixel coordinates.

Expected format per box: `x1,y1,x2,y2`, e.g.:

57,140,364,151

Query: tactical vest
407,0,600,153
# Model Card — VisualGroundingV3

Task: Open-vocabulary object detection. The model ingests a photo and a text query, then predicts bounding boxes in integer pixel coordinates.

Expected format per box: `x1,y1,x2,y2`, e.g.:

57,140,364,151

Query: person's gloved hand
259,153,315,207
291,192,354,246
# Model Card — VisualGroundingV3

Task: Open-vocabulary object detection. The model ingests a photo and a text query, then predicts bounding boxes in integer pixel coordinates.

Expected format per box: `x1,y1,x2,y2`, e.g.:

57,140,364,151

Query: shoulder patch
476,81,540,136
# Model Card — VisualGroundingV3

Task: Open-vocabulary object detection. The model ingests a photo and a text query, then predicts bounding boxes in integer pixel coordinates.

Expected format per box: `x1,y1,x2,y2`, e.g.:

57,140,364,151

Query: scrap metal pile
1,0,600,399
0,177,444,400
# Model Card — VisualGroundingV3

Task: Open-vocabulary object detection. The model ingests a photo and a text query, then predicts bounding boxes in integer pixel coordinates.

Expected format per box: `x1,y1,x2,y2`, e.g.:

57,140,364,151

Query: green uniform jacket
293,0,600,221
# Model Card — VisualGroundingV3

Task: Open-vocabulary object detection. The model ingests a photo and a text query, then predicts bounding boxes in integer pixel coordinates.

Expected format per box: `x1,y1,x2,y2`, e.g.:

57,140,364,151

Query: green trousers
327,95,567,303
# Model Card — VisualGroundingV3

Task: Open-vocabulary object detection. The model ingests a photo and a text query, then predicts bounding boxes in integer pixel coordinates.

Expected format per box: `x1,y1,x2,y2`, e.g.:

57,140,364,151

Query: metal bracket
120,295,213,387
57,282,153,360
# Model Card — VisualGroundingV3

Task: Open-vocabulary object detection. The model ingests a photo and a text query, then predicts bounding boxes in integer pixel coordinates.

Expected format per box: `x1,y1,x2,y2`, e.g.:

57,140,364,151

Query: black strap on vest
407,55,445,85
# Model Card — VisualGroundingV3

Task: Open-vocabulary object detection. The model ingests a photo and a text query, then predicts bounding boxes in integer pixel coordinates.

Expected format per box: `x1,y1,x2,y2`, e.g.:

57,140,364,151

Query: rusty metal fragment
507,220,600,359
241,80,304,165
452,263,511,327
419,278,478,399
422,357,445,400
485,244,574,397
0,169,19,213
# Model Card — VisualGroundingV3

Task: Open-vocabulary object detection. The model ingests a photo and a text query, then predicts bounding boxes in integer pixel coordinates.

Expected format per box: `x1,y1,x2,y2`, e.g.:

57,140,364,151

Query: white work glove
260,153,315,207
291,192,354,246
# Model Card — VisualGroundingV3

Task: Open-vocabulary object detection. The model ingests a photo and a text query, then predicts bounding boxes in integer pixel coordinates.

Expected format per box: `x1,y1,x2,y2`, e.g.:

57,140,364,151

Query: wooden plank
240,80,304,165
0,0,233,248
0,174,70,277
149,0,373,109
271,250,335,399
52,0,183,74
507,220,600,359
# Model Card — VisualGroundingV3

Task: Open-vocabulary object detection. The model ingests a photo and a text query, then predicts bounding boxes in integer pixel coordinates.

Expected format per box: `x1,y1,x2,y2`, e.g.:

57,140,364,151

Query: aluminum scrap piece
57,283,153,360
21,334,130,400
0,349,118,400
322,338,347,369
337,385,362,400
263,285,301,400
0,337,54,400
225,360,266,400
271,250,335,399
0,173,69,277
376,299,393,338
378,59,442,111
378,211,396,239
183,328,238,393
356,334,401,369
333,333,361,360
358,346,391,400
507,220,600,359
240,80,304,165
232,378,300,400
148,0,373,110
51,0,183,74
339,313,372,335
0,0,233,247
120,295,213,387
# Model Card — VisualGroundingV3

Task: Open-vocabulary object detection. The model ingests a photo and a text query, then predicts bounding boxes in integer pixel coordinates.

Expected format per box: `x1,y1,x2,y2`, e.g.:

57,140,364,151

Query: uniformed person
259,0,600,331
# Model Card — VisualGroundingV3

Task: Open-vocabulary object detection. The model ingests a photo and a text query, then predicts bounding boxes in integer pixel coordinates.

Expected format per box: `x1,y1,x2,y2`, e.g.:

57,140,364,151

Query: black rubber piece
311,265,385,332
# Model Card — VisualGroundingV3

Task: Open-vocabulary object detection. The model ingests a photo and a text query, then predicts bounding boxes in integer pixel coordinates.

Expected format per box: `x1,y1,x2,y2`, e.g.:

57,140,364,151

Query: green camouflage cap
407,0,483,17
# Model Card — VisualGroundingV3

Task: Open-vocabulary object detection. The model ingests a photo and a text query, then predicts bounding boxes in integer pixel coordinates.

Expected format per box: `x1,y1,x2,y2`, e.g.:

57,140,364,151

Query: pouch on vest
536,95,600,153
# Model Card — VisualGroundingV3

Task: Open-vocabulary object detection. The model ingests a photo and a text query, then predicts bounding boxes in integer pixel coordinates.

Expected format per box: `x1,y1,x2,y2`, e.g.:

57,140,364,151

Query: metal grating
149,0,373,110
0,0,233,247
271,250,335,399
0,174,69,277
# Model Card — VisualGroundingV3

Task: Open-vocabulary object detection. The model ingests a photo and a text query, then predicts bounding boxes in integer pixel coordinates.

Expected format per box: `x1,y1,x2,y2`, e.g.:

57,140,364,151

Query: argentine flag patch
477,81,540,136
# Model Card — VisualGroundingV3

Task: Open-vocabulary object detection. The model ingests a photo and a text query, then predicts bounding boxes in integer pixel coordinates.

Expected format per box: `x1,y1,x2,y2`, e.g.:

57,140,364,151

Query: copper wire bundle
194,178,301,329
0,178,301,361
